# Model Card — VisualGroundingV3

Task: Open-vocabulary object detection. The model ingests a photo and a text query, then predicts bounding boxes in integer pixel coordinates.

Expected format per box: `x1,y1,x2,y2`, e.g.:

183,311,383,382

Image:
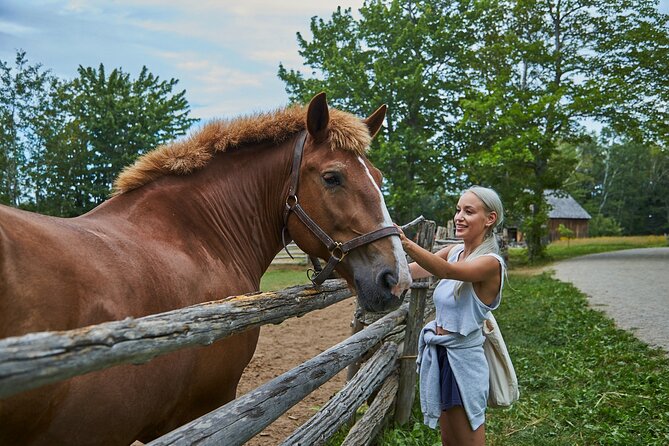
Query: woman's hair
455,186,505,297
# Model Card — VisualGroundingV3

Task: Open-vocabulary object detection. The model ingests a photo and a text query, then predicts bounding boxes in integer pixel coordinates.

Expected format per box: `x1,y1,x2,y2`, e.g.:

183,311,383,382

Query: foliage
280,0,669,261
566,133,669,236
278,1,475,224
458,0,669,260
0,50,57,207
377,273,669,445
0,51,197,216
588,214,623,237
556,223,574,246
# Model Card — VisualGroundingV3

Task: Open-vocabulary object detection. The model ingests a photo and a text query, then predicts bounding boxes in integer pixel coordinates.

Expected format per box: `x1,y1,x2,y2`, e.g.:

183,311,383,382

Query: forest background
2,0,668,261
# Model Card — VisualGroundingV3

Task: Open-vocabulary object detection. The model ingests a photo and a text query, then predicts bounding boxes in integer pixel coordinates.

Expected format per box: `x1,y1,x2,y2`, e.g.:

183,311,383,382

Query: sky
2,0,668,124
0,0,366,122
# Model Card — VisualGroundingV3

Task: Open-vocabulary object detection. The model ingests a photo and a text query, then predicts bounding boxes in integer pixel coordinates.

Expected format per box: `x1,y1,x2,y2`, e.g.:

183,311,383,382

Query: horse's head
285,93,412,312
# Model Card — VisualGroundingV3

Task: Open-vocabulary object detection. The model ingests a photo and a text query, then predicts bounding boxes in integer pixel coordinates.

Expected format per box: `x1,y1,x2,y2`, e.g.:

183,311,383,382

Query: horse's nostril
377,269,398,289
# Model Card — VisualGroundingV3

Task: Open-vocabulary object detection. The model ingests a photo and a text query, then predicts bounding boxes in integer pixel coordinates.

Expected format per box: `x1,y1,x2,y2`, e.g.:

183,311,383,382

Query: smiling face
454,191,498,244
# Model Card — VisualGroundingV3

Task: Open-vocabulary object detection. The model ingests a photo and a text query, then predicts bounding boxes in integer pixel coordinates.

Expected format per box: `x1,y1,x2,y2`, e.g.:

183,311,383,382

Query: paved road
552,247,669,353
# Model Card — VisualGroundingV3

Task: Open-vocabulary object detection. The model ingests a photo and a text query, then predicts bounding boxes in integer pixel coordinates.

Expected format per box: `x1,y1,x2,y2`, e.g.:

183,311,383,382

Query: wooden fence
271,242,309,266
0,219,444,445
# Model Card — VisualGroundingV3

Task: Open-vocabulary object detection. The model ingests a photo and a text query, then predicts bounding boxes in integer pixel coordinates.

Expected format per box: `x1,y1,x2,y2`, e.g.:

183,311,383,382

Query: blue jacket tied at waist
417,320,489,430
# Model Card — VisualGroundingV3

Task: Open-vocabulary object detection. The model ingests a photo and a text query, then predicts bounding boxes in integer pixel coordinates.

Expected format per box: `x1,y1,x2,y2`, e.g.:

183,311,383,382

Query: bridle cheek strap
282,131,400,286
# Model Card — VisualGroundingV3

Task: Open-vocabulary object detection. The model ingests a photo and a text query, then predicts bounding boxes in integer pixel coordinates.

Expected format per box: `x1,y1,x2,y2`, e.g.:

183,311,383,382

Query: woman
399,186,505,446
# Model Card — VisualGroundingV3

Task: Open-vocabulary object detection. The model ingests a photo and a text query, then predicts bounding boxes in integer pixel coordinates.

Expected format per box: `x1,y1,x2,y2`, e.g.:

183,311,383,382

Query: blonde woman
399,186,505,446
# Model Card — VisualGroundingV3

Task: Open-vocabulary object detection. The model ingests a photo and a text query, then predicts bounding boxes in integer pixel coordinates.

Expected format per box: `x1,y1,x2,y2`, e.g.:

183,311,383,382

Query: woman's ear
486,211,498,228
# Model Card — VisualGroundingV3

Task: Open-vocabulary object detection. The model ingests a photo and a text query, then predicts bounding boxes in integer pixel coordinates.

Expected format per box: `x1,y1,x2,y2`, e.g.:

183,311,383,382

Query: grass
259,265,311,291
508,234,667,268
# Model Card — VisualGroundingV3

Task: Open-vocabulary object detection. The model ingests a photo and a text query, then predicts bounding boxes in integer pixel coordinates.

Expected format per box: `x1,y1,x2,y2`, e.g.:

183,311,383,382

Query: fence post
394,219,436,425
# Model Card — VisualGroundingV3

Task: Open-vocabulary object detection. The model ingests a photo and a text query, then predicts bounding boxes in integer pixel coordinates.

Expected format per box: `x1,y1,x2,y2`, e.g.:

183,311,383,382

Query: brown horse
0,93,411,445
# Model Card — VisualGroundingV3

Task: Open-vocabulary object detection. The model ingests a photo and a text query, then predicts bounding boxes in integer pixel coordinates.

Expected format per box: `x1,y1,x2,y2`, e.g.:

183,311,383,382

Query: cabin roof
545,190,591,220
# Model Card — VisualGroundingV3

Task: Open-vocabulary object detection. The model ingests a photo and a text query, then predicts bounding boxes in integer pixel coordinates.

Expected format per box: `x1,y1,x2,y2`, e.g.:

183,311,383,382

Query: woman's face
454,191,496,241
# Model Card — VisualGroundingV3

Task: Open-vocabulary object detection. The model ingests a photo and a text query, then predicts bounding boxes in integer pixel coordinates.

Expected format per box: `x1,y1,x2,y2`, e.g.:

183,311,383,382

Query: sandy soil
236,297,357,445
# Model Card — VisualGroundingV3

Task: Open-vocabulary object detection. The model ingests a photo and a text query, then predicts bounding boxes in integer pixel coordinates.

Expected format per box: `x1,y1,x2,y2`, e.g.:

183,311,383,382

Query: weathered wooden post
394,219,436,425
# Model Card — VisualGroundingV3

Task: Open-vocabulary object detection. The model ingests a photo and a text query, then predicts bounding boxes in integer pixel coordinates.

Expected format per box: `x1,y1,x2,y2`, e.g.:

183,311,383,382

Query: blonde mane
113,104,372,195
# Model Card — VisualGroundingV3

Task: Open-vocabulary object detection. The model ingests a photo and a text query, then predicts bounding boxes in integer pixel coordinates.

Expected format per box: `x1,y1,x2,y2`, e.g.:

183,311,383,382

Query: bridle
282,131,401,286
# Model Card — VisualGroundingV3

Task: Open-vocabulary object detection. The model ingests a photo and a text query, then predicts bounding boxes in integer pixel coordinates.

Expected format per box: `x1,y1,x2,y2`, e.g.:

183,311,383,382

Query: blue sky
2,1,668,123
0,0,366,121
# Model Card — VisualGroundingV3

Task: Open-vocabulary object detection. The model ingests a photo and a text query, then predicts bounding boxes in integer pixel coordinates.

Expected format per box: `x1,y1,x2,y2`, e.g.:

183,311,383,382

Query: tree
566,132,669,235
0,51,57,207
0,51,198,216
458,0,669,260
60,64,197,211
557,223,575,245
279,1,478,224
280,1,669,259
22,63,198,216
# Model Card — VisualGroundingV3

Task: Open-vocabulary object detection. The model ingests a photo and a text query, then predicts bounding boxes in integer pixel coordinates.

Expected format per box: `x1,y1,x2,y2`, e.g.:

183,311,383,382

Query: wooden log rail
148,304,409,446
282,342,399,445
0,280,352,399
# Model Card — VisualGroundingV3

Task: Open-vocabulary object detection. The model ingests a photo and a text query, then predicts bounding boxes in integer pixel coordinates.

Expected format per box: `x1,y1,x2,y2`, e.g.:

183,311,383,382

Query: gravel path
552,247,669,353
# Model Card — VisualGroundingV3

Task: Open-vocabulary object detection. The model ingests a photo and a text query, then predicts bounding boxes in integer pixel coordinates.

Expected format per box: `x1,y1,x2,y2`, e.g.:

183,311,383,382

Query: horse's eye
322,172,342,188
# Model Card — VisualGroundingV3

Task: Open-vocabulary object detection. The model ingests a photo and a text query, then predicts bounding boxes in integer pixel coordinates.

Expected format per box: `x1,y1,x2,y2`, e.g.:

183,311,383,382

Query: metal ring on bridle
286,194,298,210
330,243,346,260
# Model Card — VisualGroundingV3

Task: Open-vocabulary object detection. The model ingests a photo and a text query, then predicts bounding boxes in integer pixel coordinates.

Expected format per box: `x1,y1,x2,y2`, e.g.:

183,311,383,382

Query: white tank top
433,244,504,336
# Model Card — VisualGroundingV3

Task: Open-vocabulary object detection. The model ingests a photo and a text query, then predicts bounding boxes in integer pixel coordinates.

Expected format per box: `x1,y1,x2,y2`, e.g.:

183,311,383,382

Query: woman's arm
408,244,456,279
400,232,499,284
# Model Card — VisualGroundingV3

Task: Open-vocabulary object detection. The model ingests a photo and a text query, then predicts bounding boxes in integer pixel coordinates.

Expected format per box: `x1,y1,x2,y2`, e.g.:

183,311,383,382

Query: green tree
445,0,668,260
557,223,575,245
0,50,57,207
280,0,668,258
1,51,198,216
567,132,669,235
59,64,197,211
279,1,477,224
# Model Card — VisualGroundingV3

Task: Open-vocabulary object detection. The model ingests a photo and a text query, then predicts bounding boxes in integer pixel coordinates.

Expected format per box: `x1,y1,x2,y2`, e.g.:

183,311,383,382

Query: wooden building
545,191,591,241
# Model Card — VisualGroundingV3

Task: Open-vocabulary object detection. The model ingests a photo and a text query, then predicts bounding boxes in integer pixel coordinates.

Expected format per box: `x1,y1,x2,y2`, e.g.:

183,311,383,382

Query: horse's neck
93,141,293,282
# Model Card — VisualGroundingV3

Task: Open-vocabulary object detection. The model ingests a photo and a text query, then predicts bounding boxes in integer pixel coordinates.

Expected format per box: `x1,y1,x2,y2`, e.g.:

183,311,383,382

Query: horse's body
0,93,411,445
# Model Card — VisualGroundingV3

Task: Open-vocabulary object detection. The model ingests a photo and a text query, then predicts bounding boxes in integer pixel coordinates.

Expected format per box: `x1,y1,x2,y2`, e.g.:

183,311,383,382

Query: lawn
508,234,667,268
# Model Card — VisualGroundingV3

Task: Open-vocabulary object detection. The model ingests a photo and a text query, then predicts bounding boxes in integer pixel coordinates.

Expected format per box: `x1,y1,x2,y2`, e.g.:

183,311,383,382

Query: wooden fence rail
0,280,351,399
282,342,399,446
148,305,408,446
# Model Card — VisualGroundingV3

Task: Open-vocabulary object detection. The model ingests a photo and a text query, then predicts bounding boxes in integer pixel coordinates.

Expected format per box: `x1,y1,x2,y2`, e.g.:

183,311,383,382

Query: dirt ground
236,297,358,445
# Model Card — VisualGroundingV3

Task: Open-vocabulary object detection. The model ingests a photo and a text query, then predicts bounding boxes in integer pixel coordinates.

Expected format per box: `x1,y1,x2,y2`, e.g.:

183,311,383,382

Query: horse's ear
363,104,387,138
306,92,330,142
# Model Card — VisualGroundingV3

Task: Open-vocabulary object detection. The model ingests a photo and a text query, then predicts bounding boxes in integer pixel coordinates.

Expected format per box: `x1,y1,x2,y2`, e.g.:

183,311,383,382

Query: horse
0,92,411,445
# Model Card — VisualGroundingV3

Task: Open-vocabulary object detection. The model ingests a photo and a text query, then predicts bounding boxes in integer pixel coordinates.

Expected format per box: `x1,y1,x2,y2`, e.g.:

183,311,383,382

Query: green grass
259,265,310,291
378,273,669,445
508,235,667,268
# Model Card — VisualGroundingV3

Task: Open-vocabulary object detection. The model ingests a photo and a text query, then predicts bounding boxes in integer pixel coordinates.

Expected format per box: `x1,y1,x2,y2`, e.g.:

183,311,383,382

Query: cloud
0,19,37,36
0,0,365,119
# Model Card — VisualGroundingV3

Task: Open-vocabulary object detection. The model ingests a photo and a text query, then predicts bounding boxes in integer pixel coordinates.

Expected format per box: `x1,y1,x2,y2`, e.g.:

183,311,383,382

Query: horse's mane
113,104,372,195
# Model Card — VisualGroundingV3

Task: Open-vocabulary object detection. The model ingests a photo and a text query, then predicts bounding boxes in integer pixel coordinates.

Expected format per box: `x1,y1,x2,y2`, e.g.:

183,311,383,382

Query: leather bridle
282,131,401,286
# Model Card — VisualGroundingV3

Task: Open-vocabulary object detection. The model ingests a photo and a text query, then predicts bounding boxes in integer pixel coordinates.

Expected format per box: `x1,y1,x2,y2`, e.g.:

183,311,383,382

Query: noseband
282,131,401,286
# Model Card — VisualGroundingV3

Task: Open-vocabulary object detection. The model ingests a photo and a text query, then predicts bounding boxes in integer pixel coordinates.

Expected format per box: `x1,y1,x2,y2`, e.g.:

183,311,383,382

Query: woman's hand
394,224,413,251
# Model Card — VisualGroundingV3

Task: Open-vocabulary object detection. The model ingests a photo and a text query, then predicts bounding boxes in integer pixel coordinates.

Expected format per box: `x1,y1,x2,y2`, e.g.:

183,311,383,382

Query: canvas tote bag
483,313,520,408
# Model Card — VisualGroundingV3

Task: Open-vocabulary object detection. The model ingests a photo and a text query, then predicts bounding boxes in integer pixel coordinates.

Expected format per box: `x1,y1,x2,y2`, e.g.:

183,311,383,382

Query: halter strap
282,131,400,286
